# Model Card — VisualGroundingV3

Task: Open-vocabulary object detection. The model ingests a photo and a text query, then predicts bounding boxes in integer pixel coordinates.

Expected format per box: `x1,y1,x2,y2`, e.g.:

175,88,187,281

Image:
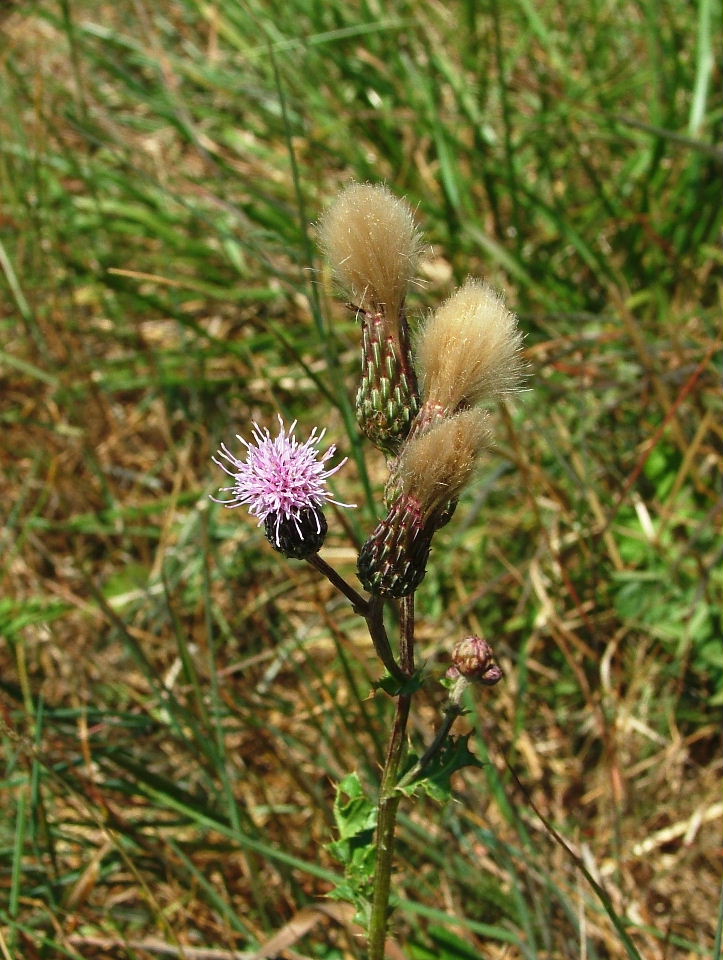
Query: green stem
368,692,410,959
368,596,415,959
396,684,467,792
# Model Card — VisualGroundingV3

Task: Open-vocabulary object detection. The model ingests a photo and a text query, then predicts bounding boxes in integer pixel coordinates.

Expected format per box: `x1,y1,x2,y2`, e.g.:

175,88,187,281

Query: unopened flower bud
449,636,502,685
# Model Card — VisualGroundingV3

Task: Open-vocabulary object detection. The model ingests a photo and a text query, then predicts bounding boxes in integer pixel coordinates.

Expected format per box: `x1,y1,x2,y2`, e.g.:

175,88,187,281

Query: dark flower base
357,495,431,598
265,508,328,560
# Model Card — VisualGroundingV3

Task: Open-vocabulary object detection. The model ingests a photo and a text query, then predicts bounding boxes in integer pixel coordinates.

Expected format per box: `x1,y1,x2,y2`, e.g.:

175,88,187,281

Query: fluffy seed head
357,410,490,597
397,408,491,520
210,417,355,553
319,183,422,322
417,279,524,411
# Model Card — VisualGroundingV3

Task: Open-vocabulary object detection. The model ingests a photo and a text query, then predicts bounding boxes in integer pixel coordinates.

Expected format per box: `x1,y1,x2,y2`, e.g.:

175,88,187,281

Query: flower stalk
365,596,407,685
396,680,467,793
306,552,369,615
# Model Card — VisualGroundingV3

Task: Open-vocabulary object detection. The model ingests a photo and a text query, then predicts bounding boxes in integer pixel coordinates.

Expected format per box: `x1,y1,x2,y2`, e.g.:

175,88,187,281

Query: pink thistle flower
211,416,355,558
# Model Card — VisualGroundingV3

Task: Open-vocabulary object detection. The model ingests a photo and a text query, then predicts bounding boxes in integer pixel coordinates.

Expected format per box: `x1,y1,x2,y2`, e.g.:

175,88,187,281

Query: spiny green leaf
374,669,425,698
326,772,377,916
332,772,376,840
397,734,484,802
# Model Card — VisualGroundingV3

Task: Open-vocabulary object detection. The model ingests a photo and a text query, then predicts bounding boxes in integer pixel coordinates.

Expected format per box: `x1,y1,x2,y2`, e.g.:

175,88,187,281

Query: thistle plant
211,183,524,958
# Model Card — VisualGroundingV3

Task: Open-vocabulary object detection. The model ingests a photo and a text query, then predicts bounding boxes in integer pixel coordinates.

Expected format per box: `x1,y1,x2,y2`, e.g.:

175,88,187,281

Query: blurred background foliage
1,0,721,958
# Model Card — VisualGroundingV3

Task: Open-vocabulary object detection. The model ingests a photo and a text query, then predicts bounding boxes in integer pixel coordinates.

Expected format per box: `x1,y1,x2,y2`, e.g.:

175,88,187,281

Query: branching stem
307,559,432,956
307,553,369,614
307,555,406,685
396,697,466,792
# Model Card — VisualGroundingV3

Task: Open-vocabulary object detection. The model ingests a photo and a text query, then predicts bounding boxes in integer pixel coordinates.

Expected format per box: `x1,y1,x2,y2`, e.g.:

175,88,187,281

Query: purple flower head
211,416,355,555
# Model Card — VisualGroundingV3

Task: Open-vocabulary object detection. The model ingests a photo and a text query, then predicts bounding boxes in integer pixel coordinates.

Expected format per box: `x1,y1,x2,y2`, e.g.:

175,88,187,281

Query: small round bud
450,636,502,685
264,508,328,560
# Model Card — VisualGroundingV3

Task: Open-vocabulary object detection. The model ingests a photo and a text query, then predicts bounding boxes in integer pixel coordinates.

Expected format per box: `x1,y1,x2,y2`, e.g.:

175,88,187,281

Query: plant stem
306,557,406,684
366,596,407,684
309,560,416,952
306,553,369,614
368,691,410,960
368,595,416,959
396,701,465,792
399,594,415,675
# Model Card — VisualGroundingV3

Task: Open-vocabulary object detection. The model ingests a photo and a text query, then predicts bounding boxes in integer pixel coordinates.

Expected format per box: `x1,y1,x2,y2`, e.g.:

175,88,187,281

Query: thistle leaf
397,733,484,802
